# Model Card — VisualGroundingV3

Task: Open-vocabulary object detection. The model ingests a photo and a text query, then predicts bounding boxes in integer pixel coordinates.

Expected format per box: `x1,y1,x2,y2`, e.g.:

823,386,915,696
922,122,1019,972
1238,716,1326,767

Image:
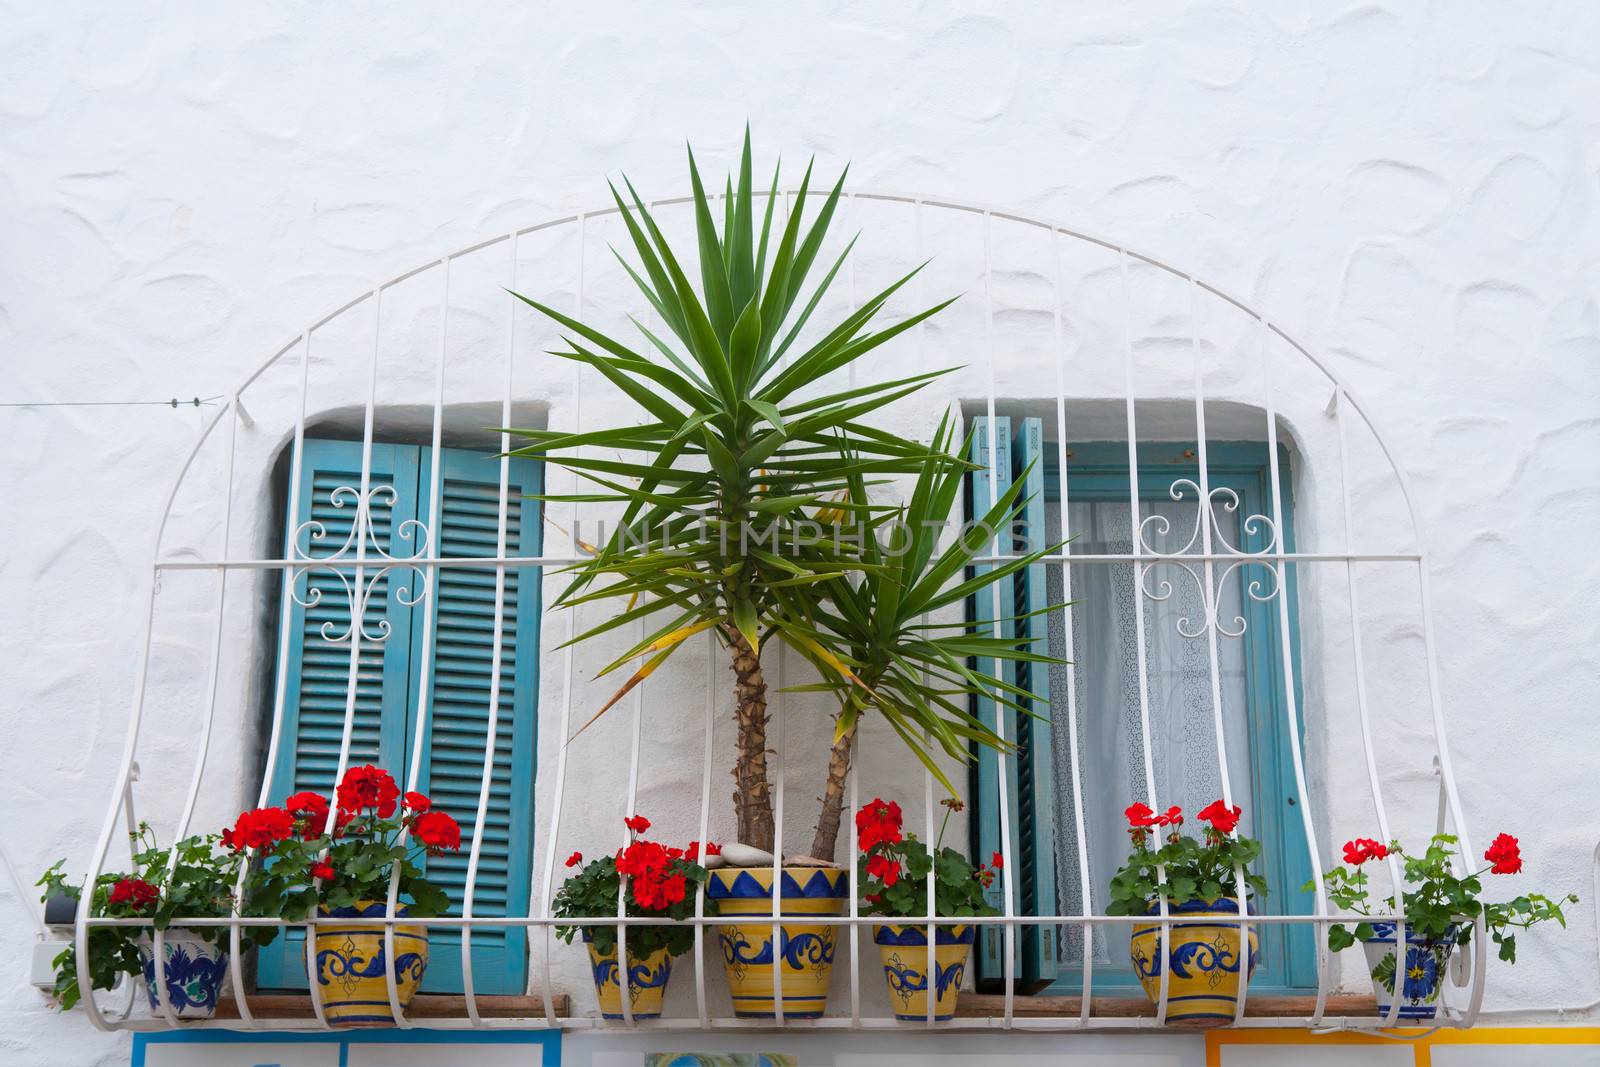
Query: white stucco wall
4,3,1599,1065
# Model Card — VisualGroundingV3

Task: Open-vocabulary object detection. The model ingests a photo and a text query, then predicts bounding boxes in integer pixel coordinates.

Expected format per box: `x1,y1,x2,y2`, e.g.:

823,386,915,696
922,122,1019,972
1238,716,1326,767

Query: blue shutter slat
966,417,1023,991
408,448,541,996
257,441,420,991
1011,418,1058,988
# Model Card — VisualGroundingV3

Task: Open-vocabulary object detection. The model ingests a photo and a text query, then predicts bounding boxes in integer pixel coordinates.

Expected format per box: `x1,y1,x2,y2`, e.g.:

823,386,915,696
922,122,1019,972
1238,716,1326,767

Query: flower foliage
241,765,460,925
853,798,999,920
1307,832,1575,962
36,824,257,1010
552,817,714,958
1107,800,1268,915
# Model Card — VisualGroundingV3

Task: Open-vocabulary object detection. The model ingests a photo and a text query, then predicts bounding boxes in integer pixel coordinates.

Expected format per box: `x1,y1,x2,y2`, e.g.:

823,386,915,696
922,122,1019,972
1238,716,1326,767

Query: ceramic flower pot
1129,897,1258,1027
137,931,228,1018
1362,922,1458,1021
873,923,974,1022
707,865,848,1019
581,931,674,1019
312,900,429,1026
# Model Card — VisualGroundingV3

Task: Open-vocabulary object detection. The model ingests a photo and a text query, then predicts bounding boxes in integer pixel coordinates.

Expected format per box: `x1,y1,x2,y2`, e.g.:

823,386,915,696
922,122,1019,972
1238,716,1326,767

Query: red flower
403,792,431,813
310,861,336,881
991,851,1004,870
224,807,295,851
684,841,721,862
413,811,462,853
285,792,331,839
336,765,400,817
565,851,584,868
866,852,900,887
1197,800,1242,836
865,893,881,905
1154,805,1183,827
108,878,159,912
1485,833,1522,875
617,840,671,880
1342,838,1389,866
1125,803,1157,829
855,798,904,852
660,871,688,905
623,814,651,834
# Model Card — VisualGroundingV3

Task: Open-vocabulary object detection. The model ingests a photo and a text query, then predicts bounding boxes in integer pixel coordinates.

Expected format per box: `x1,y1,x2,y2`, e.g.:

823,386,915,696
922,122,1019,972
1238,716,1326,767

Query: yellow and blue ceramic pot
1129,897,1258,1027
313,901,429,1026
707,866,848,1019
873,923,974,1021
582,930,674,1019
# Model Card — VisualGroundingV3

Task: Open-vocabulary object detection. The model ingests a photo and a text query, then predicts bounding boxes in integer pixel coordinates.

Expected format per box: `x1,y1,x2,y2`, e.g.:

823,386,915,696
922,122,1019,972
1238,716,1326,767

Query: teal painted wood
1030,440,1313,995
258,441,541,996
407,447,541,995
965,417,1021,989
1010,418,1059,987
257,440,423,990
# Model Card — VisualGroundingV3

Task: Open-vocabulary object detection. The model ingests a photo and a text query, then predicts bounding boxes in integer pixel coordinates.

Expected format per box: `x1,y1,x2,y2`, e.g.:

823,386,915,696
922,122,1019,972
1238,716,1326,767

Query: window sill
956,993,1379,1027
213,993,571,1021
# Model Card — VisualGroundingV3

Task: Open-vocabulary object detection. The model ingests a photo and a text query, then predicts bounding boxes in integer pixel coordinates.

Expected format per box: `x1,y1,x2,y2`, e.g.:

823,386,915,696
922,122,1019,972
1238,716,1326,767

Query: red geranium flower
565,851,584,868
1342,838,1389,866
285,791,331,839
855,798,903,852
108,877,160,912
336,765,400,817
1154,805,1183,827
1485,833,1522,875
413,811,462,853
623,814,651,834
684,841,721,862
617,839,671,879
224,807,295,851
1125,802,1157,829
403,792,431,813
1197,800,1242,836
991,851,1004,870
866,852,901,887
310,861,336,881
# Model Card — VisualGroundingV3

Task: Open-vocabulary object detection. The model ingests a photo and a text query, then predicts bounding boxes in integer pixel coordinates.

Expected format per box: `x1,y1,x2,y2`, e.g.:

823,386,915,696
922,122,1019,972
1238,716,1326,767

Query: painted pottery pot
706,866,848,1019
873,923,975,1022
582,930,674,1019
312,900,429,1026
1129,897,1259,1027
1362,922,1459,1021
137,931,228,1019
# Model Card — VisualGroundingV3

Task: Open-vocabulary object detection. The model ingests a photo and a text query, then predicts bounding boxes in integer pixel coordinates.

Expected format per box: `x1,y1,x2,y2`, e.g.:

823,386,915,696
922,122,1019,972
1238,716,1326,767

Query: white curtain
1044,499,1252,969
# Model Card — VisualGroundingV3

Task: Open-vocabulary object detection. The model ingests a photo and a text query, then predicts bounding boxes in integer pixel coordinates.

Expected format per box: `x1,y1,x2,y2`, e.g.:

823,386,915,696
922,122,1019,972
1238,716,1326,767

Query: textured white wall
4,3,1600,1065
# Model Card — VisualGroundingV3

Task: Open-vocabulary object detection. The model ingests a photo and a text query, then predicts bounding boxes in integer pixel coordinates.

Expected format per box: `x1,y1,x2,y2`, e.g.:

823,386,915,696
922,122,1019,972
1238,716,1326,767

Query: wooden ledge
956,993,1378,1025
213,993,570,1021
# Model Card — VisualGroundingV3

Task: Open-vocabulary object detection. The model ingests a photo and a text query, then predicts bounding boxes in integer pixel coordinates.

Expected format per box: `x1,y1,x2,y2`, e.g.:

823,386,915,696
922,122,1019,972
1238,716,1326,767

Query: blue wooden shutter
407,448,541,995
966,416,1022,990
258,440,421,990
1010,417,1058,988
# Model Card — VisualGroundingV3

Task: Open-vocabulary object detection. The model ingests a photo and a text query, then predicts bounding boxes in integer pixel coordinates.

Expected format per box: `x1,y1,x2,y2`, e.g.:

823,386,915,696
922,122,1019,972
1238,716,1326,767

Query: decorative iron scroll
1137,478,1281,639
288,484,431,645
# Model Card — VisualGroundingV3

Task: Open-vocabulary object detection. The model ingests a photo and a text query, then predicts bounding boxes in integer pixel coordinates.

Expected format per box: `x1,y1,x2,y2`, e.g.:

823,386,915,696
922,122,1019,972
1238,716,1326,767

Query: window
967,416,1314,995
255,439,542,995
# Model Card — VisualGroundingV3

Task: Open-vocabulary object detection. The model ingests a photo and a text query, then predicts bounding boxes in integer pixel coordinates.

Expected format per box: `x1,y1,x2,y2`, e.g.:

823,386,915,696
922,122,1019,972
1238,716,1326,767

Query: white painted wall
4,3,1599,1065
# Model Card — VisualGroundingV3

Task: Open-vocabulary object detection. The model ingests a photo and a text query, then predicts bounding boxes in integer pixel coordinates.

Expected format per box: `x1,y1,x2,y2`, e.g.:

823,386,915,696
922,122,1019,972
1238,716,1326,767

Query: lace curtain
1045,499,1251,969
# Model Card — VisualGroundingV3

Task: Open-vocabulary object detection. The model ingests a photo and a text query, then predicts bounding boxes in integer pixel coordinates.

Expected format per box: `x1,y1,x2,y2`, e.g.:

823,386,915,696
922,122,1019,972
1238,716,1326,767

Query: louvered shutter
257,440,421,990
965,416,1023,991
1010,417,1058,988
407,447,541,994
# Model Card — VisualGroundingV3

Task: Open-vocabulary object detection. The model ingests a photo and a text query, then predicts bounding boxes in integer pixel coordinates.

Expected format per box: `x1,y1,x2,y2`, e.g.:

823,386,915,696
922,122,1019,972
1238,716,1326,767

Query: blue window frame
969,418,1314,995
256,438,541,995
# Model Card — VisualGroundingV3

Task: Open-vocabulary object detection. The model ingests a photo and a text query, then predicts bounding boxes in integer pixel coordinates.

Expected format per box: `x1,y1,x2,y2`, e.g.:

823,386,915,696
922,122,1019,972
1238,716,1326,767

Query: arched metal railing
71,187,1481,1033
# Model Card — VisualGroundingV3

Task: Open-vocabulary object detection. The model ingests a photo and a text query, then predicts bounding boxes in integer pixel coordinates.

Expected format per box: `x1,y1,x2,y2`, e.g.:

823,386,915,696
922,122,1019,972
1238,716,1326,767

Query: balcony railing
71,187,1483,1034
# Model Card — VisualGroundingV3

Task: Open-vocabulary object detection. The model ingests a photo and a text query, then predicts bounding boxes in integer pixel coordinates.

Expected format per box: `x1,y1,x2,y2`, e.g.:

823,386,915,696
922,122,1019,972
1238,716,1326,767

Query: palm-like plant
508,133,1056,859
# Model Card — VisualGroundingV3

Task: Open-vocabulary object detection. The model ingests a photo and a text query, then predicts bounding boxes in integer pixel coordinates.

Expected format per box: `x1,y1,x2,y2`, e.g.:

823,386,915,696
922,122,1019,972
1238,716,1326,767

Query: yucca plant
508,132,1057,860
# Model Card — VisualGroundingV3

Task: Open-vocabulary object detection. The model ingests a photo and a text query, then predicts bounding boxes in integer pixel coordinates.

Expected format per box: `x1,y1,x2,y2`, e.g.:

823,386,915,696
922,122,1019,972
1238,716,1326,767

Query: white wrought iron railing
72,187,1482,1033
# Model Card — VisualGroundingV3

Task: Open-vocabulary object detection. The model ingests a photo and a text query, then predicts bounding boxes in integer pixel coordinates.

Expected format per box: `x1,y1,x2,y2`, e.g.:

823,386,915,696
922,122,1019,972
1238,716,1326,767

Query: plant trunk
728,628,775,853
809,716,859,862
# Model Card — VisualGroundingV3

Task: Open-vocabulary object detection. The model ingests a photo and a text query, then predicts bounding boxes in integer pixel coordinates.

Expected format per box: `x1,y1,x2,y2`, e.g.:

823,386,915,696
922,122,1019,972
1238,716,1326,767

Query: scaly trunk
728,628,775,853
809,715,860,862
